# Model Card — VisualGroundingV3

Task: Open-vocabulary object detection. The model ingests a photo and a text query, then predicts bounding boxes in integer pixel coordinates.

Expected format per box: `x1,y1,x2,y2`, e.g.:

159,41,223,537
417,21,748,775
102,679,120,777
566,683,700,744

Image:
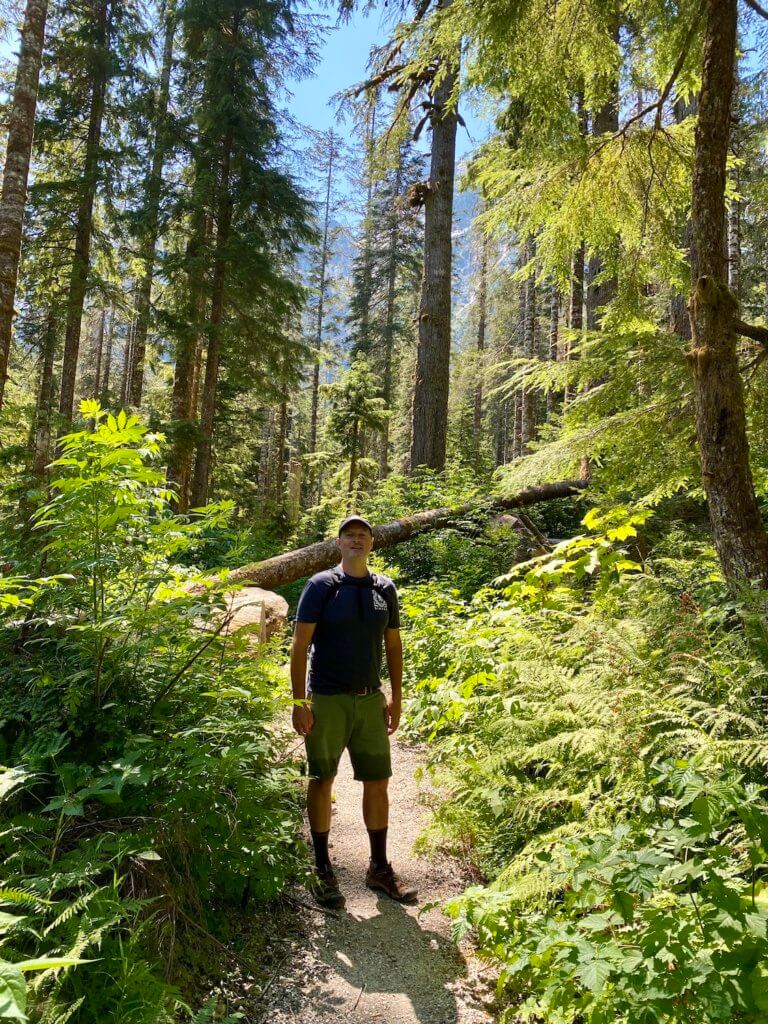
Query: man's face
337,524,374,559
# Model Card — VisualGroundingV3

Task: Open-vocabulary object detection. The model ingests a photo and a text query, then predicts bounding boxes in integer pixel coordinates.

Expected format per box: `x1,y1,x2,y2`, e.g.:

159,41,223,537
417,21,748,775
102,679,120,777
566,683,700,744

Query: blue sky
285,4,385,135
284,1,489,158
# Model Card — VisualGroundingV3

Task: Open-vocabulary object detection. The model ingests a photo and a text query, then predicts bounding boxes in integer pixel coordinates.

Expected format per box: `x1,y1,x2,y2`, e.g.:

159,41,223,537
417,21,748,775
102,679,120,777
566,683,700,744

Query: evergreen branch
735,318,768,347
744,0,768,20
592,11,701,157
352,63,408,96
380,0,434,67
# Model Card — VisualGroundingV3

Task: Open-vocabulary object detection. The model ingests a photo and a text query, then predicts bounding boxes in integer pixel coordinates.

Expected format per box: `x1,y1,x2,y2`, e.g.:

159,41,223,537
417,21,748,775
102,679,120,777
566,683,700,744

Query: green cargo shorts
305,690,392,782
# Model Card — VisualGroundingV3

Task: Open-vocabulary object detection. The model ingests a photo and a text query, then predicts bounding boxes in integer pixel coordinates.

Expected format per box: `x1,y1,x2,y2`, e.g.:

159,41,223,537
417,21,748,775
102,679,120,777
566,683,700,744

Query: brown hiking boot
310,866,345,909
365,861,418,903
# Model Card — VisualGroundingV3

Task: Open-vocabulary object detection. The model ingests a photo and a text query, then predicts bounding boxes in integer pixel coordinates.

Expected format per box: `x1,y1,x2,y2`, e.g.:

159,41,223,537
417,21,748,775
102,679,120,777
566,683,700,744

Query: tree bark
189,121,233,509
100,304,115,402
566,244,585,405
687,0,768,588
410,19,458,472
586,22,620,330
728,170,741,300
521,237,537,451
547,283,559,419
671,96,697,342
58,0,111,426
226,479,587,590
473,230,488,448
379,158,402,478
309,134,335,460
129,1,175,407
357,104,376,356
347,416,359,505
0,0,49,410
120,315,133,406
167,191,209,509
93,308,105,396
31,310,56,478
278,399,288,499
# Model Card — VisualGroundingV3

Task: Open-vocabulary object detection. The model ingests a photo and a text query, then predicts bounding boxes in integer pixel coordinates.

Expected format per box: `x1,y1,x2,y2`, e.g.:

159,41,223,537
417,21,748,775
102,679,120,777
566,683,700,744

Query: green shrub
0,402,302,1022
398,506,768,1023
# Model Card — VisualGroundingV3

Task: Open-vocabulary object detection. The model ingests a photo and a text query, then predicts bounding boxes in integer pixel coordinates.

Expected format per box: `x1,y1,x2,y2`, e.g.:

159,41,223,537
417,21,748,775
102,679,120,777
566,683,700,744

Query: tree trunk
58,0,110,426
512,392,522,458
410,17,458,471
494,393,509,466
671,96,697,341
687,0,768,588
278,398,288,500
167,195,209,509
357,104,376,356
120,316,133,406
379,159,402,478
100,304,115,402
31,310,56,477
129,1,175,407
473,230,488,451
347,416,359,505
92,308,105,395
309,135,335,459
257,408,271,500
586,25,620,330
521,237,537,451
565,244,585,405
189,123,234,509
728,171,741,299
547,283,559,419
226,479,587,590
0,0,49,410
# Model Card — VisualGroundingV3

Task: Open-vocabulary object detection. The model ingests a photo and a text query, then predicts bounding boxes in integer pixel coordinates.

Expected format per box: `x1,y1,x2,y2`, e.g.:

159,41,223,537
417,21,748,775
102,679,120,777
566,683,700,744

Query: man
290,514,418,909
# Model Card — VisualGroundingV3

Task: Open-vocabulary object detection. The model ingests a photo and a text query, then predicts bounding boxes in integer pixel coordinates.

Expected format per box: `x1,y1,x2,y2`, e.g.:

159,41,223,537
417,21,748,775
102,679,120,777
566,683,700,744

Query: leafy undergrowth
0,403,304,1022
400,507,768,1023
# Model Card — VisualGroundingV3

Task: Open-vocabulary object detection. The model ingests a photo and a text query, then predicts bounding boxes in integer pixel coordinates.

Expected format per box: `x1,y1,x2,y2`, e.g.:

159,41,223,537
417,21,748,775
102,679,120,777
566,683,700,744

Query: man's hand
292,703,314,736
385,697,401,735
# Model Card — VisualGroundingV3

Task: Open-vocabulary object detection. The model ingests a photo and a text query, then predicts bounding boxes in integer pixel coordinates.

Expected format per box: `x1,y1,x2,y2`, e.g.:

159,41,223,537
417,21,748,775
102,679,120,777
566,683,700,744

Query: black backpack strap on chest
316,567,344,623
316,569,387,625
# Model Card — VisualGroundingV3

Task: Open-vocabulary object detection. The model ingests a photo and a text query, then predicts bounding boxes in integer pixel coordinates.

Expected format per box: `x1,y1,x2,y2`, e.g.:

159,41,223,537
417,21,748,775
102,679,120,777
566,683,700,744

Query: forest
2,0,768,1020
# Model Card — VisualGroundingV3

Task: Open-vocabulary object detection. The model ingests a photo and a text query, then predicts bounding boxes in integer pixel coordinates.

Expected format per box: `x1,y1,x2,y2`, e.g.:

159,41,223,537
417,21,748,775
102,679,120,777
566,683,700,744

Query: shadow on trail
304,893,464,1024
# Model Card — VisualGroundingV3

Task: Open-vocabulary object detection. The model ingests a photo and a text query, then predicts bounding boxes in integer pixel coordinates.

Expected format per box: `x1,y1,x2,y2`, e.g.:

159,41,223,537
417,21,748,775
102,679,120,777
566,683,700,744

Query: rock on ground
226,587,288,641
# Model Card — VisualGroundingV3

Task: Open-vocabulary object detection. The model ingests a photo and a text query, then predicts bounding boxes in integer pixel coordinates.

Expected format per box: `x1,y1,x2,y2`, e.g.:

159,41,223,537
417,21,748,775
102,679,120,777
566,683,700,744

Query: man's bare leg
362,778,416,900
362,778,389,831
307,776,335,833
307,776,344,906
363,778,389,868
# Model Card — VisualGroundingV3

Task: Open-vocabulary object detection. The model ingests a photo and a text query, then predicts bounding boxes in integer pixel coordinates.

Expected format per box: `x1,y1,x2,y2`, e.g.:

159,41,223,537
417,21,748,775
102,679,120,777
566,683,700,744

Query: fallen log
227,479,586,590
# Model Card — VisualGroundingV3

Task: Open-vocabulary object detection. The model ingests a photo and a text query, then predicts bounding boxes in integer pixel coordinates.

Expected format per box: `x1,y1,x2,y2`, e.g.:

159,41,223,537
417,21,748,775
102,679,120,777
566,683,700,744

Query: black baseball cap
338,515,373,535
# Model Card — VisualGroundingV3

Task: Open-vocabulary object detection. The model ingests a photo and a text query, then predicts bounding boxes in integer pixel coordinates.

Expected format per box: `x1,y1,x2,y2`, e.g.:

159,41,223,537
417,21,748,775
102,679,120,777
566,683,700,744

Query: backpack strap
315,569,388,627
315,567,345,627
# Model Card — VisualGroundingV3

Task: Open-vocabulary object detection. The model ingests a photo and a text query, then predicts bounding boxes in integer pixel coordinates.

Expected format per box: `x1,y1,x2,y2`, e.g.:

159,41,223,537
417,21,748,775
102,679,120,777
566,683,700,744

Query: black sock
311,829,331,870
368,827,388,869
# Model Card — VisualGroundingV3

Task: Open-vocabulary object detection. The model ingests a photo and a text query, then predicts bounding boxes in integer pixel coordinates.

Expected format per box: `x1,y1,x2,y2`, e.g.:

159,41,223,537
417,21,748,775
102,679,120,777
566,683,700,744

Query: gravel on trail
255,736,499,1024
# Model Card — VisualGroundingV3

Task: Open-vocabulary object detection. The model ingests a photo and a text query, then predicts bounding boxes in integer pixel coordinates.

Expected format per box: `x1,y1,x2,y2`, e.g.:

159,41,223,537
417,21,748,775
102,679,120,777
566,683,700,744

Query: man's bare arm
384,627,403,734
290,622,316,736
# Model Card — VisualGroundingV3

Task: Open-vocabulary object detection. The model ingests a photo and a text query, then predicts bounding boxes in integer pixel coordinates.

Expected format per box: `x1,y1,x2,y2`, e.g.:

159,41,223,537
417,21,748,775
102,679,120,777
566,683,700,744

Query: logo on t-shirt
373,591,388,612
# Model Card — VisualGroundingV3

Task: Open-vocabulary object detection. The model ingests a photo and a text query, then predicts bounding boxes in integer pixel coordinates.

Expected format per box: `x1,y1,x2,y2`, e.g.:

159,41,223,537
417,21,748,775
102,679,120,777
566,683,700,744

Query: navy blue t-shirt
296,567,400,695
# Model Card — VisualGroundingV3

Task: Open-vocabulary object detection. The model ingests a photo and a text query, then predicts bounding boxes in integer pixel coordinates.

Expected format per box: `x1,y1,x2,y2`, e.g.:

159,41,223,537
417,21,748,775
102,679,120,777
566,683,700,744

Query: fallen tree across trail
226,479,587,590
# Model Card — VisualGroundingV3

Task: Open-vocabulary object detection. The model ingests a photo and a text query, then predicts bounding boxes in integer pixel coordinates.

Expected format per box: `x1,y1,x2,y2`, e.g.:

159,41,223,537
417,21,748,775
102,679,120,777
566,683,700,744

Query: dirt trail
257,737,498,1024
